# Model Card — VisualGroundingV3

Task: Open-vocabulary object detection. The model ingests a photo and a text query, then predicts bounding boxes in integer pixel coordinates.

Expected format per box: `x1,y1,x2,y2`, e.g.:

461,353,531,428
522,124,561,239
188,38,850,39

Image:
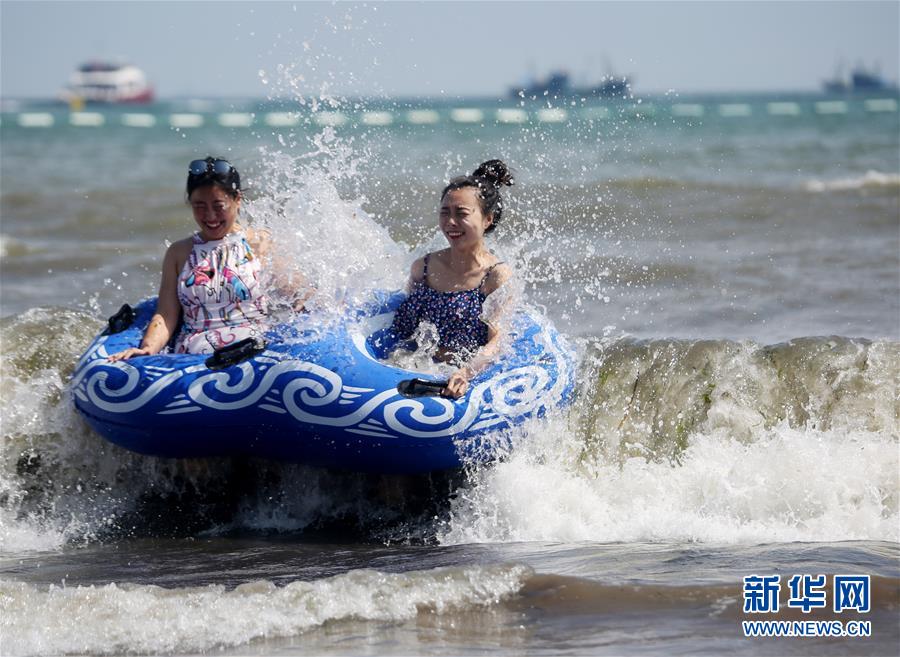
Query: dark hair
186,156,241,199
441,159,514,233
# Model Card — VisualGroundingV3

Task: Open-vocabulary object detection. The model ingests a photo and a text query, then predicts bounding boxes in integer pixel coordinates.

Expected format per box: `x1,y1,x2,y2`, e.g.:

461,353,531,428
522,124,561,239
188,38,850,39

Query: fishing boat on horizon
60,60,155,106
822,63,897,94
509,70,631,100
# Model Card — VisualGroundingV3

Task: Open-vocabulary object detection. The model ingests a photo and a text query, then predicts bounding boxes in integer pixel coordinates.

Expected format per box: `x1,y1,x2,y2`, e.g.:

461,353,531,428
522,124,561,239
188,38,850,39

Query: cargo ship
823,64,897,94
509,70,631,100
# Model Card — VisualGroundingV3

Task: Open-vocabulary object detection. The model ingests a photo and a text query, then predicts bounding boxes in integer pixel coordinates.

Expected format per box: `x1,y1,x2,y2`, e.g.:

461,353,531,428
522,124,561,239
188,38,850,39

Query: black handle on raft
397,378,450,398
106,304,135,335
205,337,267,370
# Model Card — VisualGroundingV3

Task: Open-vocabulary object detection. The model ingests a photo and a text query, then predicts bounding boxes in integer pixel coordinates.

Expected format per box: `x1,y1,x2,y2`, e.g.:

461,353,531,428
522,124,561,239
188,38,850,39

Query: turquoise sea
1,89,898,655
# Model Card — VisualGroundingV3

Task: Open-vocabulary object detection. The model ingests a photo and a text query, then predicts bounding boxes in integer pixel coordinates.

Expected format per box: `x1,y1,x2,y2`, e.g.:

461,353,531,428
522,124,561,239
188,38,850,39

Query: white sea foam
0,512,65,555
439,336,900,545
439,418,899,545
0,233,28,259
804,170,900,192
0,309,246,552
0,352,77,553
0,564,531,656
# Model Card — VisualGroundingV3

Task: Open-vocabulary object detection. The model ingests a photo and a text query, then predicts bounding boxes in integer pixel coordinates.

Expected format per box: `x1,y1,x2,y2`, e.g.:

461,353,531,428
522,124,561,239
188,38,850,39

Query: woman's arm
443,263,513,398
443,324,503,398
107,242,186,362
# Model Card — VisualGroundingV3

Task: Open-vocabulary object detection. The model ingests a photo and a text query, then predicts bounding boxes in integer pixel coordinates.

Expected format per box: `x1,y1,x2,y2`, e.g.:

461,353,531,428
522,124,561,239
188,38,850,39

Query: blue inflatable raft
71,294,576,473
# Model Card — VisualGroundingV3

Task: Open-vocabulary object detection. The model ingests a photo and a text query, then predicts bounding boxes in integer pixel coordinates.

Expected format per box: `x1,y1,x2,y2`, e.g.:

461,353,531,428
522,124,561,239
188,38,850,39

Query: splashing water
247,132,408,314
438,336,899,545
1,55,898,551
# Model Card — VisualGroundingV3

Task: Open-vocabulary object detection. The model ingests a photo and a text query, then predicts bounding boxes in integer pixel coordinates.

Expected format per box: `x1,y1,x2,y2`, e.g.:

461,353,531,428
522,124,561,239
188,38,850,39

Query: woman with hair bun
389,159,516,398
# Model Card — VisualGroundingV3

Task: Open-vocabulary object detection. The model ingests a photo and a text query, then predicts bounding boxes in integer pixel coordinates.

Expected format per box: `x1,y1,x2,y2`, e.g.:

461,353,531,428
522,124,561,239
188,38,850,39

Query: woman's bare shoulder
409,255,427,283
160,237,194,276
169,235,194,248
244,226,272,256
483,261,513,295
165,237,194,260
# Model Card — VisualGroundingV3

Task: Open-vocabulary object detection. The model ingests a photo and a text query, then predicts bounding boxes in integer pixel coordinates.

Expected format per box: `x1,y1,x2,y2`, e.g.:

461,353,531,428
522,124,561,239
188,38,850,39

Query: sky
1,1,898,100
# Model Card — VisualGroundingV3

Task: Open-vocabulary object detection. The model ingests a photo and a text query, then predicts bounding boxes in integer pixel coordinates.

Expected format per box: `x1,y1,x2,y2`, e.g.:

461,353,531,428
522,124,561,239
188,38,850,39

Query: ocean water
1,89,898,656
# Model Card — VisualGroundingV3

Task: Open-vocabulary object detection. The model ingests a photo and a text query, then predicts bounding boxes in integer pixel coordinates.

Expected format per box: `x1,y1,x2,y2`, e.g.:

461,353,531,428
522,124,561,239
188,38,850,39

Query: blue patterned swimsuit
390,253,501,354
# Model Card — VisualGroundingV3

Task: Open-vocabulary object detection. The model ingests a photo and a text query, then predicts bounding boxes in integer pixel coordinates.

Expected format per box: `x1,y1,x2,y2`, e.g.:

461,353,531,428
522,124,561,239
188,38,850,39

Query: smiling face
439,187,493,250
189,185,241,241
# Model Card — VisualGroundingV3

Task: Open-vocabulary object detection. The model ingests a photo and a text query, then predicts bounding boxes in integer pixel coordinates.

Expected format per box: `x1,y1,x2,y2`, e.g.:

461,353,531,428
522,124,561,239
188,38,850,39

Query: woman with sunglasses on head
389,159,516,399
109,157,291,361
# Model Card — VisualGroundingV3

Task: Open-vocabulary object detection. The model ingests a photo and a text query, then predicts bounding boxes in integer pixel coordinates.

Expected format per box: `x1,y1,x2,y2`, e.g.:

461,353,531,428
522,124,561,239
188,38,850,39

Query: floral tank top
174,231,268,354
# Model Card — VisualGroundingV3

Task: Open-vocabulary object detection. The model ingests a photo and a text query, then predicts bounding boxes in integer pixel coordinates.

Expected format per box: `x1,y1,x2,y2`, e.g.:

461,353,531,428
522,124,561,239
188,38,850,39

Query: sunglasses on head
188,158,235,177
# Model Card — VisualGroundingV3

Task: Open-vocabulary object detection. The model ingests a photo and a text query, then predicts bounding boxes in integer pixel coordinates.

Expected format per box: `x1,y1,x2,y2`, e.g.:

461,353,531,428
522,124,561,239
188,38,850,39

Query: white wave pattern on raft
0,564,532,657
72,314,571,439
804,170,900,192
